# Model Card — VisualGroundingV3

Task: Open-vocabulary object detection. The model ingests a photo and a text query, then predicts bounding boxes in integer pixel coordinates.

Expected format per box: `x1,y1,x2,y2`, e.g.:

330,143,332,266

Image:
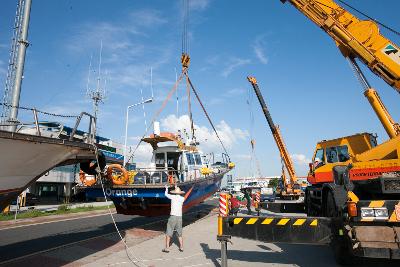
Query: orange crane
247,76,302,200
281,0,400,93
218,2,400,265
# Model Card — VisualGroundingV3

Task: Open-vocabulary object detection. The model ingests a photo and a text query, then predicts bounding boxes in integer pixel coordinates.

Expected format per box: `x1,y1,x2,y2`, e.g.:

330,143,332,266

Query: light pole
124,98,153,166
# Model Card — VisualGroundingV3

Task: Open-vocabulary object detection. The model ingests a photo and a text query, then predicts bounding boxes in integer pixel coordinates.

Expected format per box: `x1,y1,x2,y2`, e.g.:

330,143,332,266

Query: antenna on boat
87,41,106,131
140,86,148,132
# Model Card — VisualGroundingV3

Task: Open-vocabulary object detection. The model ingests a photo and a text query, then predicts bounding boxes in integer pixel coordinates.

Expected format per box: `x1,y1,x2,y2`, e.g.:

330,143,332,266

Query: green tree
268,178,280,189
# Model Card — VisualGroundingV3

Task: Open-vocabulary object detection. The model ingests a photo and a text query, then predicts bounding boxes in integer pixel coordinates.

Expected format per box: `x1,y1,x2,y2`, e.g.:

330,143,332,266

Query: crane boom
281,0,400,93
247,77,298,186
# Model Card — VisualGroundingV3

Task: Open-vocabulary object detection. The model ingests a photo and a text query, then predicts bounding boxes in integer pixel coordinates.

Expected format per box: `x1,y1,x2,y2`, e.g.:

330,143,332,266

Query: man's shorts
166,215,182,237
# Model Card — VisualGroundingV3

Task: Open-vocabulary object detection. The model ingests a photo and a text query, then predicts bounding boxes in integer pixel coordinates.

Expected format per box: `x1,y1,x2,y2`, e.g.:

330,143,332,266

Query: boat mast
3,0,32,132
87,41,106,137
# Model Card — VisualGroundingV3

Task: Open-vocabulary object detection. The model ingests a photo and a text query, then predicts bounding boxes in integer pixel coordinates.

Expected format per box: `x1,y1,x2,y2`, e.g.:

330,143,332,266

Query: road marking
0,211,116,231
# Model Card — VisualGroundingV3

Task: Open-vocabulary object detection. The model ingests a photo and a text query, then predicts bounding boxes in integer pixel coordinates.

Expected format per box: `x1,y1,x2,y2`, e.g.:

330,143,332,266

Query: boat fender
79,170,96,186
80,151,106,175
107,164,129,185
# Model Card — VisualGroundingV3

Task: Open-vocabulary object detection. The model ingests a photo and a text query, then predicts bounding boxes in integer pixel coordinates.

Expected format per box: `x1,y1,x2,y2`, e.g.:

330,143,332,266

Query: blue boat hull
85,172,225,216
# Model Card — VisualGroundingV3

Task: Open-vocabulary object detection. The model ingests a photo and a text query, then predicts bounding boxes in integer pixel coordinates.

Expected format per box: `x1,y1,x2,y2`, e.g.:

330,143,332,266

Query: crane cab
308,132,377,185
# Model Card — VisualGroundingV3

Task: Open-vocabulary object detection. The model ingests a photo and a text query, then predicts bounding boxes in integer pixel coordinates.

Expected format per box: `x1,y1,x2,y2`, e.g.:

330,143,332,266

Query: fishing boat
85,127,234,216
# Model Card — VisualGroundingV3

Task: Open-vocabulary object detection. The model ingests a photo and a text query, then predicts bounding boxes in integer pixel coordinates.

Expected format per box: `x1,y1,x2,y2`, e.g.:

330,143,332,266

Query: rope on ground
185,73,229,157
94,147,145,267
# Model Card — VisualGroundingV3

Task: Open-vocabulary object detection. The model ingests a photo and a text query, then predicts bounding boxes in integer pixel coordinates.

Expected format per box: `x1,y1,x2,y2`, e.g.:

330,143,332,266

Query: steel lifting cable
336,0,400,37
185,73,230,157
182,0,189,55
186,74,195,139
125,70,187,166
314,0,400,37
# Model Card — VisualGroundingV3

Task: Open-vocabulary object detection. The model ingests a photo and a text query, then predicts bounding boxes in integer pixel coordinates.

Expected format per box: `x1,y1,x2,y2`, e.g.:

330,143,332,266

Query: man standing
243,188,252,215
163,185,186,253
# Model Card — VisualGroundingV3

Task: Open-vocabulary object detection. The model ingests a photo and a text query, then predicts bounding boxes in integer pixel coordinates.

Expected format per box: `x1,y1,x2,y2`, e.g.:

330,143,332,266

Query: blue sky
0,0,399,178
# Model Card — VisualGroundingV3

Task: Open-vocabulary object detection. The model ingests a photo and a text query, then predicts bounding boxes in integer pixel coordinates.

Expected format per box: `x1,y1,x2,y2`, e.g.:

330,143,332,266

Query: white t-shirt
165,188,185,216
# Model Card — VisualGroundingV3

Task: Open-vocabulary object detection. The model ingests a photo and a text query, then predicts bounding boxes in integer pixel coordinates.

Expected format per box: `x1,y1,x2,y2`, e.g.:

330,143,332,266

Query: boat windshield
194,153,202,165
186,153,195,165
167,152,180,171
155,153,165,168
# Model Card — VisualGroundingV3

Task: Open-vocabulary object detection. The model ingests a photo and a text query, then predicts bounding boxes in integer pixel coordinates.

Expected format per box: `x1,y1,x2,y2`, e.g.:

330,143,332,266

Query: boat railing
0,104,97,144
126,167,183,186
69,112,96,144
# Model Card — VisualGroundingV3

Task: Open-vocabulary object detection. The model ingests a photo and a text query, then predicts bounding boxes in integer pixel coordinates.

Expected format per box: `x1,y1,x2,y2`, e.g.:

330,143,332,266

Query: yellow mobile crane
218,1,400,265
280,0,400,93
247,77,302,200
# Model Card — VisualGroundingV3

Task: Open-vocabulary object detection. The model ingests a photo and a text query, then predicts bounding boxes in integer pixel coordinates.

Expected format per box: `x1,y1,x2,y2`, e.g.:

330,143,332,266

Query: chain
0,103,79,118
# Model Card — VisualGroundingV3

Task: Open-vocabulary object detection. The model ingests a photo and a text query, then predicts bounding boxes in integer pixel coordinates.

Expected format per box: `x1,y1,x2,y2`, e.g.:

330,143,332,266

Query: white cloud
160,114,248,152
129,9,167,28
189,0,211,10
291,153,311,165
65,9,172,95
234,154,252,160
252,35,268,64
226,88,245,96
221,57,251,77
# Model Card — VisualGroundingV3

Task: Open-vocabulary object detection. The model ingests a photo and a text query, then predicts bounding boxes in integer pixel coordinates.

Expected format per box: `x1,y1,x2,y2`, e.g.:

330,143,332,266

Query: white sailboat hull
0,130,96,210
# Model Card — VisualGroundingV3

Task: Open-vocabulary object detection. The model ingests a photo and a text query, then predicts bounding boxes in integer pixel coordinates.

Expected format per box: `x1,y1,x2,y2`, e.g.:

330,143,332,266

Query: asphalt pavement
0,199,217,264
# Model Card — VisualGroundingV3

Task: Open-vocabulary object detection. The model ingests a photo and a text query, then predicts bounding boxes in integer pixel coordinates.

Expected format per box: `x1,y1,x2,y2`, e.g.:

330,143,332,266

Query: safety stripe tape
369,200,385,208
246,218,258,224
232,218,319,226
389,202,400,222
261,218,273,225
277,219,290,225
233,218,243,224
293,219,306,226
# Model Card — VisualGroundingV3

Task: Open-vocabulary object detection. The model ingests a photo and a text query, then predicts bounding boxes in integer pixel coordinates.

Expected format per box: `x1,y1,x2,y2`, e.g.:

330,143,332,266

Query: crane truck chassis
218,166,400,266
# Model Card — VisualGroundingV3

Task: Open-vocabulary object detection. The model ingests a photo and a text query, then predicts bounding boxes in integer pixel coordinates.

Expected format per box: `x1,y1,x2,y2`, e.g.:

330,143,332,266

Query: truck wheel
326,191,354,265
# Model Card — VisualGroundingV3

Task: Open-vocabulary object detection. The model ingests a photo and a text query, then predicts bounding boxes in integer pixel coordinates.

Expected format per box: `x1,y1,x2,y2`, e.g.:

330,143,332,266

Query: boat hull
0,130,96,210
85,172,226,216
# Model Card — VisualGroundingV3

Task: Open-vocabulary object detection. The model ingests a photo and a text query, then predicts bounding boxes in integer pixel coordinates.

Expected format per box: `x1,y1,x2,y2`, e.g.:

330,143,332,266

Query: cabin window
326,145,349,163
194,153,202,165
337,145,350,162
186,153,195,165
326,147,339,163
155,153,165,168
313,148,325,169
167,152,180,171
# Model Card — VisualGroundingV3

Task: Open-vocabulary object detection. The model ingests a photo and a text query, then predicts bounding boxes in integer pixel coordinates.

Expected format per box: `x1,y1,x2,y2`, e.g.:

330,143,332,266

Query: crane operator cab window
326,145,350,163
313,148,325,169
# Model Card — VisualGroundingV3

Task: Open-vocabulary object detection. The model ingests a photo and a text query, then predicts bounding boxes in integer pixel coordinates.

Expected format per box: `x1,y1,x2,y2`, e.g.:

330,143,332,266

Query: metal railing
0,104,96,144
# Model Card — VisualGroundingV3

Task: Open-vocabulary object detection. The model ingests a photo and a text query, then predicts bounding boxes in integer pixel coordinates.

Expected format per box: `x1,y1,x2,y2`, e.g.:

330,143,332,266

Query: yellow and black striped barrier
221,216,332,244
